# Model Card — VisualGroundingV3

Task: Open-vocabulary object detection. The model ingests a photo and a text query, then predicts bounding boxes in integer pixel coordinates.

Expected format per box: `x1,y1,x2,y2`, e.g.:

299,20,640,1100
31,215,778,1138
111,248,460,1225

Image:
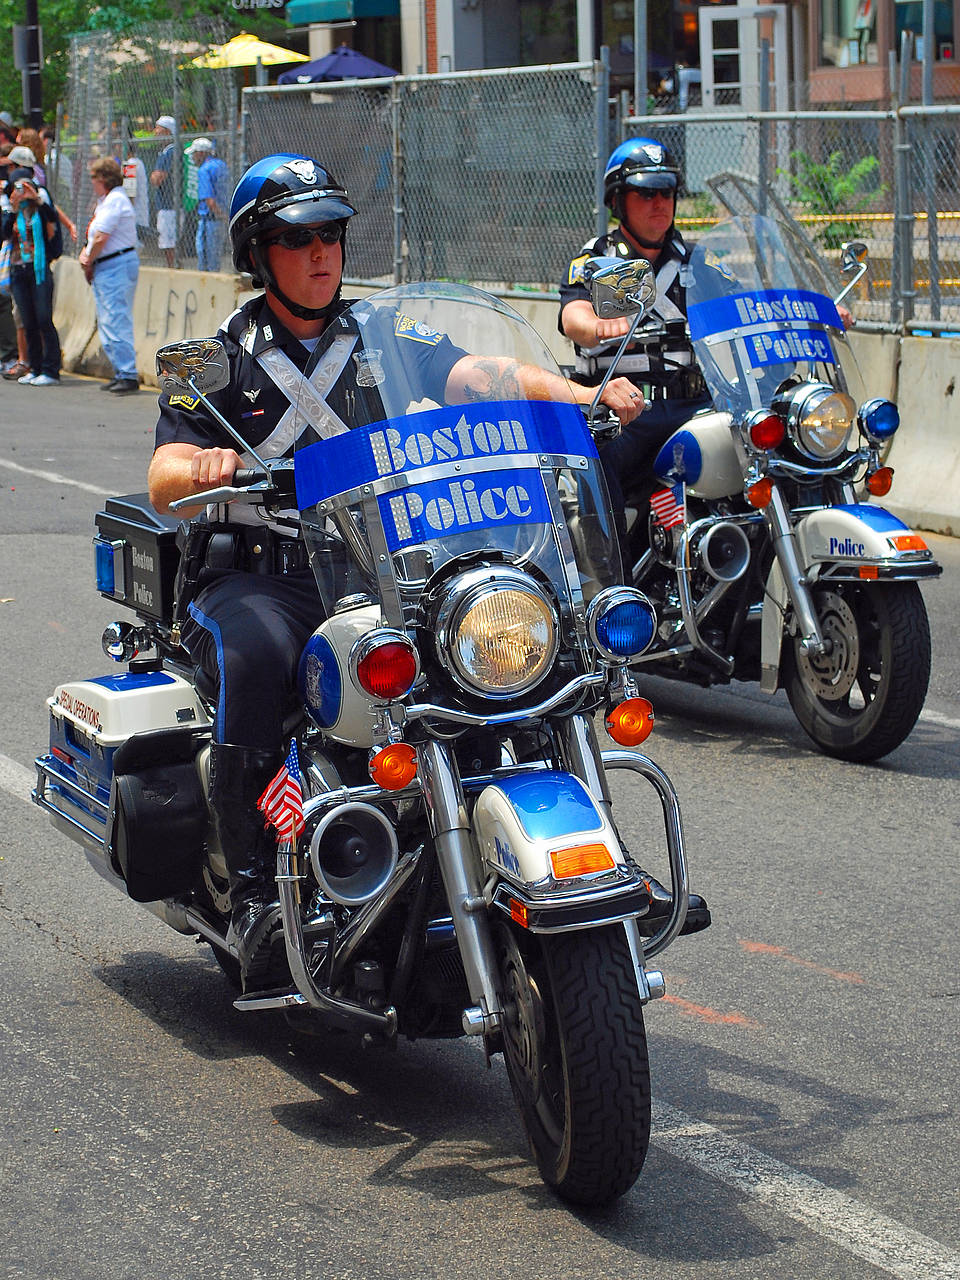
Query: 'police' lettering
386,479,533,542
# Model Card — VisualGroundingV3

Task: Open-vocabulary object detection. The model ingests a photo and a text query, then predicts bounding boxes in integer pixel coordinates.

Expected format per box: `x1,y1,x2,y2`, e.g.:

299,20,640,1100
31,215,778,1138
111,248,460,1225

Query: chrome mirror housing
840,241,868,273
585,256,658,319
156,338,231,396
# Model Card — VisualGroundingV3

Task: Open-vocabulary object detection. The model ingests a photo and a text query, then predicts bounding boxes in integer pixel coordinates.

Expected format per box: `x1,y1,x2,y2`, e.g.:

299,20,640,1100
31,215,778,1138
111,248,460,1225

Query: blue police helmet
603,137,679,211
229,154,357,278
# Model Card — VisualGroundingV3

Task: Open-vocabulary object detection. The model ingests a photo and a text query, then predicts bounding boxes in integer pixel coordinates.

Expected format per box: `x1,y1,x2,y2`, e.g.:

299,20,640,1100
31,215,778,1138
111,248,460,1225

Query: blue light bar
94,538,123,597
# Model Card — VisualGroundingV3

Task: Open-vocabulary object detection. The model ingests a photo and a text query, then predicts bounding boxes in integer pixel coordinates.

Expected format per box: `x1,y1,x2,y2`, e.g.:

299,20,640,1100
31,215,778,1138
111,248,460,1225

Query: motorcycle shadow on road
633,675,960,781
93,949,783,1263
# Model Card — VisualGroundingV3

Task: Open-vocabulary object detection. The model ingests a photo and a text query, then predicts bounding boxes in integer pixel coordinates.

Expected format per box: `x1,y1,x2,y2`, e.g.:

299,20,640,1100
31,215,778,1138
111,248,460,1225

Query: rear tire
783,581,931,762
497,921,651,1206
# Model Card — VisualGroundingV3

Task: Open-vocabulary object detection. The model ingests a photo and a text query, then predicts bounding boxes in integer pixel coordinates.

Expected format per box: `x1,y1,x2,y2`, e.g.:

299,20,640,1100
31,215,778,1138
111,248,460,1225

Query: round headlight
858,397,900,443
587,587,657,662
792,387,855,460
436,568,558,698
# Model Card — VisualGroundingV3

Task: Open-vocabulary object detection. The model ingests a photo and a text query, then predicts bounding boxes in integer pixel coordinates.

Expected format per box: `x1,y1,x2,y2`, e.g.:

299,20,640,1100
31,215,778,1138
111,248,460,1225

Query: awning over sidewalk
285,0,400,24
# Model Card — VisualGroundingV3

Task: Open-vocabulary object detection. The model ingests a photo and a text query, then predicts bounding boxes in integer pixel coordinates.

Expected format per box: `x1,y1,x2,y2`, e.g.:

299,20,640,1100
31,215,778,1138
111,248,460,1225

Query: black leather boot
636,872,712,937
209,743,291,992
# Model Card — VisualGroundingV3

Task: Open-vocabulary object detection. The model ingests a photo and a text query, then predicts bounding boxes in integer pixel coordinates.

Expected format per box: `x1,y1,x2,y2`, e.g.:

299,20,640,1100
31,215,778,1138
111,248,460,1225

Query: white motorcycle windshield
686,214,865,418
292,282,621,622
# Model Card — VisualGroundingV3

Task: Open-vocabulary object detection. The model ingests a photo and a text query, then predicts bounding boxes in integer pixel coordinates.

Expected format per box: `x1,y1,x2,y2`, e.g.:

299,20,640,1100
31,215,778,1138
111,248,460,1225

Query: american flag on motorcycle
650,481,685,529
258,740,304,842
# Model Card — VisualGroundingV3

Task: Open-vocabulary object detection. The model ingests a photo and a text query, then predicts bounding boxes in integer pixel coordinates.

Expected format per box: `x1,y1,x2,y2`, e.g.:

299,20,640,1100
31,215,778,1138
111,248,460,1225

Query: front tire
783,581,931,762
497,922,651,1206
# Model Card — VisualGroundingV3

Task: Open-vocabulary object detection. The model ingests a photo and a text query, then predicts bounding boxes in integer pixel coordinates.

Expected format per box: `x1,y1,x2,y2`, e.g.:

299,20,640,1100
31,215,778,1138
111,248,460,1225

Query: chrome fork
764,484,827,654
417,739,503,1037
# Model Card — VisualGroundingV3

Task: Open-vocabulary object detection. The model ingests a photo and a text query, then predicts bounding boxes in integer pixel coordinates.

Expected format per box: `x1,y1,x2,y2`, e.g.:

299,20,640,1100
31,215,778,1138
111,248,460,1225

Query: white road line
0,455,105,496
919,707,960,732
4,748,959,1275
652,1100,960,1279
0,752,36,805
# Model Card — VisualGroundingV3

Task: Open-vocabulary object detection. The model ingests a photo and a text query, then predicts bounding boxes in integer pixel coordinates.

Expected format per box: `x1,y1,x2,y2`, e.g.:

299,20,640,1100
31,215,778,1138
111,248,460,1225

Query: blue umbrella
277,44,397,84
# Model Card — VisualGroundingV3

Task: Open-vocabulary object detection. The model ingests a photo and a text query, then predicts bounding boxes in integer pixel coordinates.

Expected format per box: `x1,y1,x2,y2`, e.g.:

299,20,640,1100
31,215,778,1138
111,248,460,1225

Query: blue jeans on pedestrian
91,252,139,382
10,264,61,378
196,217,223,272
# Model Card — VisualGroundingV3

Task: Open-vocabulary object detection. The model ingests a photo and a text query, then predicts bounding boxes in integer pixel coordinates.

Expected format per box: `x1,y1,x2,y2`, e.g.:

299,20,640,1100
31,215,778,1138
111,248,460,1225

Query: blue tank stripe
834,503,909,533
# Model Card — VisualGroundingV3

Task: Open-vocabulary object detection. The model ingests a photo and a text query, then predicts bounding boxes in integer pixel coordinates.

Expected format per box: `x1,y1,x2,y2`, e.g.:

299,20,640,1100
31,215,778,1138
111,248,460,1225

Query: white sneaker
17,372,36,385
30,374,60,386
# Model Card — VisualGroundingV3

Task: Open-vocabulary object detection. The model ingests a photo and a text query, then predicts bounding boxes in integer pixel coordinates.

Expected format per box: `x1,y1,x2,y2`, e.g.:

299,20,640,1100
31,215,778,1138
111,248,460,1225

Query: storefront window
895,0,954,61
821,0,878,66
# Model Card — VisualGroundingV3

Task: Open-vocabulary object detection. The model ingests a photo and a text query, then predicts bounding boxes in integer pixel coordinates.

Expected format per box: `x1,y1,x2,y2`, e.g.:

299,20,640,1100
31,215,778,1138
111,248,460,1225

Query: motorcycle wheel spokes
784,581,931,763
496,920,651,1207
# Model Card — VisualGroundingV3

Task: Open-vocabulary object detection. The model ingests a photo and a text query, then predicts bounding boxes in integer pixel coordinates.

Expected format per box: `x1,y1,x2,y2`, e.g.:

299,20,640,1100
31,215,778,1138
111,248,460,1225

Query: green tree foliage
783,149,885,250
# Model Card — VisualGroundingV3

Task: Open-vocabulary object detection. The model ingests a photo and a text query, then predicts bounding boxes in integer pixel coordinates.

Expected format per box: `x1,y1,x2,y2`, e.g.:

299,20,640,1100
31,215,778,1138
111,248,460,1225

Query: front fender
759,502,942,691
472,770,650,932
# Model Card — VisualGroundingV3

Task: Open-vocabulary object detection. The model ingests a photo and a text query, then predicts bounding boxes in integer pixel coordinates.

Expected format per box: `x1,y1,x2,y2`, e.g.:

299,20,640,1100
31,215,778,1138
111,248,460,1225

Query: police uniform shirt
558,226,694,389
156,293,466,458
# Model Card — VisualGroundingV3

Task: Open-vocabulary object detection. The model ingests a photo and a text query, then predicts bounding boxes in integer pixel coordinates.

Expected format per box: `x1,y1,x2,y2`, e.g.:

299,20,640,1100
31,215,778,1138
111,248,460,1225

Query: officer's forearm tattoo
461,358,521,402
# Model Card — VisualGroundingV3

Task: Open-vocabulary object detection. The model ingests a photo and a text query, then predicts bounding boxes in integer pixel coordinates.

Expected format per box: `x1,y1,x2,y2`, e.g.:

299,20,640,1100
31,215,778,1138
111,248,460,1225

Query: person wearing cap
150,116,177,268
187,138,230,272
0,167,62,385
79,156,139,394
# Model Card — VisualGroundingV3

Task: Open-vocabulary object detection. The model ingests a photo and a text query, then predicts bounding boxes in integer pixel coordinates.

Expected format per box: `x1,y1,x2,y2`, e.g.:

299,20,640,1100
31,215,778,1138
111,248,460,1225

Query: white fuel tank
653,411,741,500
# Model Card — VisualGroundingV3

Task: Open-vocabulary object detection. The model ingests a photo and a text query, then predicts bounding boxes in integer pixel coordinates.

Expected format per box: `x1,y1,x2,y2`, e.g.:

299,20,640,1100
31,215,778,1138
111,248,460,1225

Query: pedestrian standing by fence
150,115,177,269
189,138,230,272
79,157,140,395
0,168,62,386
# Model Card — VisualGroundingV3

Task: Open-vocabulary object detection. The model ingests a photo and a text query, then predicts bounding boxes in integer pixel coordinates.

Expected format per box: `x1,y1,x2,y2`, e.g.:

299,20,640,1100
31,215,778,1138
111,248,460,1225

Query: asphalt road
0,376,957,1280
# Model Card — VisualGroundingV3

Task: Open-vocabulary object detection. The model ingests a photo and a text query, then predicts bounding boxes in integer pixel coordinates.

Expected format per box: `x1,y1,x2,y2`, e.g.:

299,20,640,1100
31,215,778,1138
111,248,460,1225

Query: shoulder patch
394,312,442,345
703,250,737,282
167,394,201,410
568,254,592,286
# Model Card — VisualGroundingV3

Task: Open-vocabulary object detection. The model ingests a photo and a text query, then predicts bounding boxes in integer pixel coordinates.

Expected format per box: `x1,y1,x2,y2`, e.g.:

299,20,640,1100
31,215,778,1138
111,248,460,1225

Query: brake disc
796,590,860,701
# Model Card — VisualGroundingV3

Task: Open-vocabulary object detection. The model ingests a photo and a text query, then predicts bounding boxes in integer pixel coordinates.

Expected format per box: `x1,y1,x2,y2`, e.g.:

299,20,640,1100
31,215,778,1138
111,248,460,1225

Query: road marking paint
661,993,761,1029
0,455,105,495
0,752,36,805
919,707,960,732
738,939,865,984
652,1100,960,1279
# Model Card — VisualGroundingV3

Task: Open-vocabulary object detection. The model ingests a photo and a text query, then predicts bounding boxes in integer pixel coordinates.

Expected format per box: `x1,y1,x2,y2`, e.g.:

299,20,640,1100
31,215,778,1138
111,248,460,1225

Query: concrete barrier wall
884,336,960,538
52,260,954,537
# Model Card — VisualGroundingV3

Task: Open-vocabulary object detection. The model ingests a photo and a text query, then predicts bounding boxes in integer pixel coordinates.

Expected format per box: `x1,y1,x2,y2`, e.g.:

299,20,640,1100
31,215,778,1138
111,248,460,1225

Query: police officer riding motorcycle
559,138,711,557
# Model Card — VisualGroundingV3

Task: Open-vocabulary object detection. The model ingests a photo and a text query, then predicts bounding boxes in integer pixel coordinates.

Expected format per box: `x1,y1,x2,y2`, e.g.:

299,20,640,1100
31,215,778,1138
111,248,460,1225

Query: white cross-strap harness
216,331,357,529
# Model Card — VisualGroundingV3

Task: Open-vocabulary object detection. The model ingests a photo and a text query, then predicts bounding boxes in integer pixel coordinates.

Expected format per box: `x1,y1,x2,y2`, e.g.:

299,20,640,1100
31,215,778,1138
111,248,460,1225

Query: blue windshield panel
688,288,843,343
295,399,596,510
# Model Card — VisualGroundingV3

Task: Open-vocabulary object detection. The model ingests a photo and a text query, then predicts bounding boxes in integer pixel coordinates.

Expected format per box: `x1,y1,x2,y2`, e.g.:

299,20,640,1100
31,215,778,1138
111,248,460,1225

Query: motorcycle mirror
840,241,869,273
156,339,231,397
585,257,658,319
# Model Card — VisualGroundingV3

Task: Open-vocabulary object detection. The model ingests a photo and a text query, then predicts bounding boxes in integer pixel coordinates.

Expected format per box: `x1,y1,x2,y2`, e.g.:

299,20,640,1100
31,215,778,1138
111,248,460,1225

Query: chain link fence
53,20,242,268
52,33,960,325
628,105,960,327
241,63,607,291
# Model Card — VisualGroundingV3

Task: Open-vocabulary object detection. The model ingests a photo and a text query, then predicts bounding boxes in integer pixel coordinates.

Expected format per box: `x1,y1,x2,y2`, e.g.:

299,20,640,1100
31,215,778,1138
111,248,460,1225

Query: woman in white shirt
79,156,140,394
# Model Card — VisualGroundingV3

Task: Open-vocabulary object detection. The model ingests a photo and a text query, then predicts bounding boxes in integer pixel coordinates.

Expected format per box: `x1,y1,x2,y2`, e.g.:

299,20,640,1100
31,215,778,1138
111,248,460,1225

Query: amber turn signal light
866,467,894,496
605,697,655,746
746,478,774,508
550,843,616,879
891,533,928,552
369,742,417,790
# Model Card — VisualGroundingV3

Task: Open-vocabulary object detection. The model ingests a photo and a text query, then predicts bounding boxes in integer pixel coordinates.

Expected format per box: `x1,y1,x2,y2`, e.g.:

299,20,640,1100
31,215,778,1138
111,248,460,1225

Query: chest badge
243,388,260,402
353,349,385,387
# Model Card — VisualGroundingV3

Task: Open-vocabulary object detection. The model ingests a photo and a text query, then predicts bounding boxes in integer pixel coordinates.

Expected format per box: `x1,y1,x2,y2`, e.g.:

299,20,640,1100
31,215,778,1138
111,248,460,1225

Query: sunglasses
267,223,343,250
630,187,676,201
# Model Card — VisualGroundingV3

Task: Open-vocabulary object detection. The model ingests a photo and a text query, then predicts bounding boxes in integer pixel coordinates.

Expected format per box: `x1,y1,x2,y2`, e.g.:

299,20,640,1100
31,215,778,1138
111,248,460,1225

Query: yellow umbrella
187,32,310,69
